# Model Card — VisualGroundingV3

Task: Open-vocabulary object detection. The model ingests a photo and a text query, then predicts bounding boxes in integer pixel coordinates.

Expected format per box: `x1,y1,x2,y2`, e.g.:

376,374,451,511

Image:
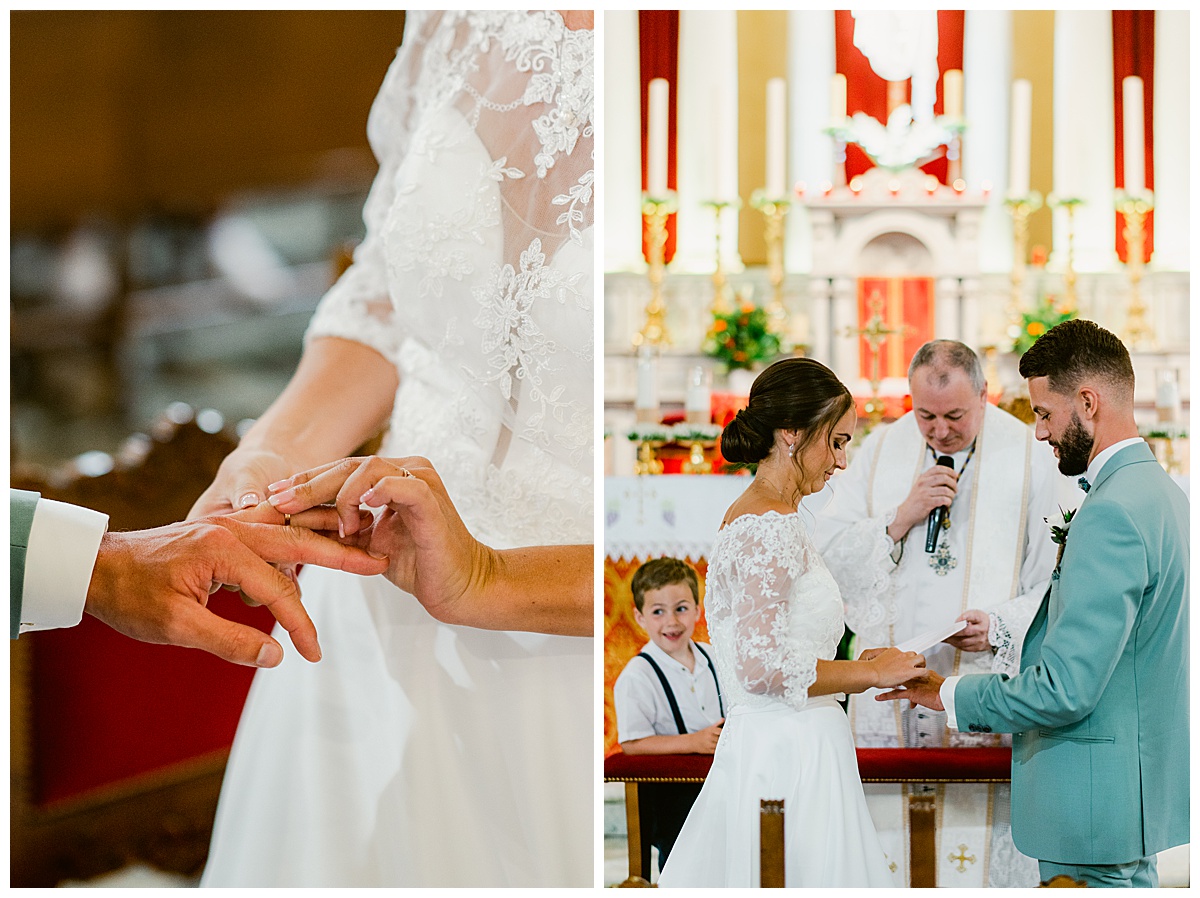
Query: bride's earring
788,443,796,458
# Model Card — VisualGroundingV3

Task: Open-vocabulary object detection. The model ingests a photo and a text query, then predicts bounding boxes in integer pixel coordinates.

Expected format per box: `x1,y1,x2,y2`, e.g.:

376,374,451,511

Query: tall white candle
830,73,847,126
1122,75,1145,194
766,78,787,197
943,69,963,119
1009,79,1032,196
635,350,659,413
647,78,670,197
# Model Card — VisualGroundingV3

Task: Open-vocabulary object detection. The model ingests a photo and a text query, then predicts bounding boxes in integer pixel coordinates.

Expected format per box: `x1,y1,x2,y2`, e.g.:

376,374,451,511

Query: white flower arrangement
625,423,672,443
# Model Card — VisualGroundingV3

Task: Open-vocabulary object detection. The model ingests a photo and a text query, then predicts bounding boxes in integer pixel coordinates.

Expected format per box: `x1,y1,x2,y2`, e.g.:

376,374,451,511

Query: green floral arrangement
1012,296,1074,355
703,303,780,371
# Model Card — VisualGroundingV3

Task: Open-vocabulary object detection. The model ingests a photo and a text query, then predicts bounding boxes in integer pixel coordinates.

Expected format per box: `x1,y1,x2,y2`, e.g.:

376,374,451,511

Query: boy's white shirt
614,638,723,742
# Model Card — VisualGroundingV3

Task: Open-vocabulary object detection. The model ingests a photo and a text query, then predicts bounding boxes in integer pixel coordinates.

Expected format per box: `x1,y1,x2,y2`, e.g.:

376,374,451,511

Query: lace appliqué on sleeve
987,588,1044,676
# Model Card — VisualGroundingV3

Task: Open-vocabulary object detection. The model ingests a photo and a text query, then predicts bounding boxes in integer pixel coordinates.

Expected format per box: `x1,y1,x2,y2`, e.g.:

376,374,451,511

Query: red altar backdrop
834,10,965,185
638,10,679,264
857,276,935,381
1112,10,1155,263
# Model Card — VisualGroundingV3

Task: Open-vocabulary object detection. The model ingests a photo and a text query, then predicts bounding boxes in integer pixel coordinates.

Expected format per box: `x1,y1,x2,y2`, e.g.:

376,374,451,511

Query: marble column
962,10,1013,274
604,10,645,272
786,9,836,275
1051,11,1116,273
1151,10,1188,272
677,10,740,274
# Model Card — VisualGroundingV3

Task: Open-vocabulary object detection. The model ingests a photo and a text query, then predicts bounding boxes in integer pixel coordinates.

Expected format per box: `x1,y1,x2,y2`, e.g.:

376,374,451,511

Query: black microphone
924,455,956,553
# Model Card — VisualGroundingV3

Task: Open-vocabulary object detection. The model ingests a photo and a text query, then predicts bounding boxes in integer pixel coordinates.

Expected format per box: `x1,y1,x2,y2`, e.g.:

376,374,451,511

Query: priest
812,340,1079,887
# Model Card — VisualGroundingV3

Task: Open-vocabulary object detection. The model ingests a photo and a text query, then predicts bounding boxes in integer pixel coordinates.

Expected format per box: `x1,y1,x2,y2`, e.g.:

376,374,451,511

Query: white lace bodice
306,11,593,549
705,512,846,712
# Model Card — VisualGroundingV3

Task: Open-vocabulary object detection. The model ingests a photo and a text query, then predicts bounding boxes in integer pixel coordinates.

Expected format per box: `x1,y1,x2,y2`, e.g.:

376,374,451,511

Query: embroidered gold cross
948,843,976,873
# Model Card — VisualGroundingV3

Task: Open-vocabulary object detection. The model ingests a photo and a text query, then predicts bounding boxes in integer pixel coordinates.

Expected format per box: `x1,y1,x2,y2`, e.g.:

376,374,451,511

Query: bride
192,11,594,887
658,358,925,888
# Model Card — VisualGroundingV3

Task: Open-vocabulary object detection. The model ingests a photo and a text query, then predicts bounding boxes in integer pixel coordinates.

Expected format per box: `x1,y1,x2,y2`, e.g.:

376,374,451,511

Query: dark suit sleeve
11,489,42,639
955,495,1145,732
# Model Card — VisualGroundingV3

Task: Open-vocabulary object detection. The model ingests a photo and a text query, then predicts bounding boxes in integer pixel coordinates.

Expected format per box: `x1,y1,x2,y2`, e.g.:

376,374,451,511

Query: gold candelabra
633,192,678,348
843,287,903,430
633,439,665,476
701,199,740,315
751,191,790,339
1116,191,1155,348
1003,192,1043,338
1048,196,1083,312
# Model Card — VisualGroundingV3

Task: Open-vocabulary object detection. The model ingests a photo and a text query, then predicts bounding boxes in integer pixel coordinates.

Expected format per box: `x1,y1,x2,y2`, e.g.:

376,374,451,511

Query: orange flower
733,351,746,362
725,338,736,349
739,303,754,314
1027,321,1046,336
713,320,727,333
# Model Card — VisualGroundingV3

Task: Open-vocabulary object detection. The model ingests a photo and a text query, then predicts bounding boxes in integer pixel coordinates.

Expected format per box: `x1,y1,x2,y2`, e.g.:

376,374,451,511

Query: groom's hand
876,670,946,711
84,505,389,667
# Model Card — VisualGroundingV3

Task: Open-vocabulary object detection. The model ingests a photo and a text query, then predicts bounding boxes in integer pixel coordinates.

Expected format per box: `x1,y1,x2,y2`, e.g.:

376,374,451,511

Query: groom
879,319,1188,887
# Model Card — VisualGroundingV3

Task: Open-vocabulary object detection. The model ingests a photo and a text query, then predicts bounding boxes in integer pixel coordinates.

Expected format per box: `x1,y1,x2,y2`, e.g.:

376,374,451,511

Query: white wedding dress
659,511,898,888
201,12,593,887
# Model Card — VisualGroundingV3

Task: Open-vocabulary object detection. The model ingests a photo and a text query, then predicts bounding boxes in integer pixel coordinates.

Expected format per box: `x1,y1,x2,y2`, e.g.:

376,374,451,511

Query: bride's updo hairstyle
720,358,854,473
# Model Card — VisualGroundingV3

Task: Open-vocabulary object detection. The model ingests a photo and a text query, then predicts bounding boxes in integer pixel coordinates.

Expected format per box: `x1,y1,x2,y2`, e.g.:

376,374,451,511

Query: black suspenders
637,645,725,736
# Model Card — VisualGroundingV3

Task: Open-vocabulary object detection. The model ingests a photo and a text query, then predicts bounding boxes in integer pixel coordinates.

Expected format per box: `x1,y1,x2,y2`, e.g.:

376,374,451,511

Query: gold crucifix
843,287,904,429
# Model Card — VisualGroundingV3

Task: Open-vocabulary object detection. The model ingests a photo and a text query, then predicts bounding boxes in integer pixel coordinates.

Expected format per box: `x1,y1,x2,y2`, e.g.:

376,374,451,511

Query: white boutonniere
1045,506,1076,546
1045,506,1077,577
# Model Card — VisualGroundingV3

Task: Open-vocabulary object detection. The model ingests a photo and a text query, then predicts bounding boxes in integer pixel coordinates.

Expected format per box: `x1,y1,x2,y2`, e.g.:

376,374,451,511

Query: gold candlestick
842,287,903,431
751,191,790,339
1048,196,1083,312
633,439,665,476
1003,192,1043,340
633,192,678,348
1116,191,1155,349
702,199,740,315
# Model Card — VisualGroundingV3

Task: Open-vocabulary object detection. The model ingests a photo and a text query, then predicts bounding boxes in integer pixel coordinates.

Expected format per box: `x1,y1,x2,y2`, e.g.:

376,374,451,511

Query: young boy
613,557,724,872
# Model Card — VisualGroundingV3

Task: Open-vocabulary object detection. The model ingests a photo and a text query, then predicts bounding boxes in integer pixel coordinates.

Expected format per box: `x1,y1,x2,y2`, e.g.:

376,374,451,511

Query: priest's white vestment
813,404,1075,887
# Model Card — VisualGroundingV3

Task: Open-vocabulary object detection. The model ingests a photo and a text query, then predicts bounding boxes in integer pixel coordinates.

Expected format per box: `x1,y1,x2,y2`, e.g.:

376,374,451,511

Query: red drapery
834,10,965,185
639,10,679,264
1112,10,1155,263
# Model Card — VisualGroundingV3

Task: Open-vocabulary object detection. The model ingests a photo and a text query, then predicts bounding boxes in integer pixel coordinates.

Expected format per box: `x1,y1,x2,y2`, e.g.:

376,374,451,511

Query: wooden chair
10,405,264,886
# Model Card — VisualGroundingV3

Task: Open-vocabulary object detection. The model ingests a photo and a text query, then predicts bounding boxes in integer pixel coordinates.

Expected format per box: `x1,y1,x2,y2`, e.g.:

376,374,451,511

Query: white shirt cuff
941,675,963,730
20,498,108,633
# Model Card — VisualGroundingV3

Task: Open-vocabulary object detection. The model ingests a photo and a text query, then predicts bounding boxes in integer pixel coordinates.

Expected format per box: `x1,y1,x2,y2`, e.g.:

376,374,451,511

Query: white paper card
895,619,967,654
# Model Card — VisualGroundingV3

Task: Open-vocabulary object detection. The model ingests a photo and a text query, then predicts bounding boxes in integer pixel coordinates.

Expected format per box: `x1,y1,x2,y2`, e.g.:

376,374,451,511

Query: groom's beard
1053,412,1094,476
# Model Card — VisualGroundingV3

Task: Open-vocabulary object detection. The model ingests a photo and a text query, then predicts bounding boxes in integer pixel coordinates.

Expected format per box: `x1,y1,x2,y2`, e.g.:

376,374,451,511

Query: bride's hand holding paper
856,646,928,688
267,455,592,637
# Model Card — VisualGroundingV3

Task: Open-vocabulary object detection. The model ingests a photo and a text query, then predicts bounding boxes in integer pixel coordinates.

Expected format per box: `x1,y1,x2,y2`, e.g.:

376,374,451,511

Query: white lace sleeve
713,515,846,712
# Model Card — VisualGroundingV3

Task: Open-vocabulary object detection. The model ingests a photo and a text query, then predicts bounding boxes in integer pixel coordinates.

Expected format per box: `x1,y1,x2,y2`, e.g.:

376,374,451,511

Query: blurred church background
10,10,407,886
602,10,1188,886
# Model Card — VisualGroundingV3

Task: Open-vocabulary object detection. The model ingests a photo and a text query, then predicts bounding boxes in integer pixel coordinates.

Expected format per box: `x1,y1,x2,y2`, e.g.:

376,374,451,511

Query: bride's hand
856,646,888,662
189,448,301,520
266,456,489,626
865,647,927,689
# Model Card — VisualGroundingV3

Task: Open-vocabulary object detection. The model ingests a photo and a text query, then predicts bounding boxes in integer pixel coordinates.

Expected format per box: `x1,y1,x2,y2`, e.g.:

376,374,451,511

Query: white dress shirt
19,497,108,633
614,639,723,741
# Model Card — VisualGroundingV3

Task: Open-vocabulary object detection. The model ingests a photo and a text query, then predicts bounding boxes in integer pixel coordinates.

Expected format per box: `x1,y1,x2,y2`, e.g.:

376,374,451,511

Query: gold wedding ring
284,513,292,526
398,468,414,478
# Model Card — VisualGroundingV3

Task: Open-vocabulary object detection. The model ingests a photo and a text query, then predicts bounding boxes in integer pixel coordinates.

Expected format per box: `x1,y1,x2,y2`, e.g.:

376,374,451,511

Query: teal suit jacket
11,489,41,639
953,442,1188,864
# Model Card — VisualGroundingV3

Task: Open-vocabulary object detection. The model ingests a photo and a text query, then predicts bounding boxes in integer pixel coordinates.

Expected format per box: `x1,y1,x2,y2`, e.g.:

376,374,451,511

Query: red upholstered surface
605,747,1012,784
29,589,273,807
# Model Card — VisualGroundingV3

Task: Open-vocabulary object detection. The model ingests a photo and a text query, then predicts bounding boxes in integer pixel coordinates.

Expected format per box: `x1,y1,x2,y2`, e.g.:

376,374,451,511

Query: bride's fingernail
238,492,260,508
268,489,294,507
267,479,290,493
338,519,345,539
361,488,379,505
